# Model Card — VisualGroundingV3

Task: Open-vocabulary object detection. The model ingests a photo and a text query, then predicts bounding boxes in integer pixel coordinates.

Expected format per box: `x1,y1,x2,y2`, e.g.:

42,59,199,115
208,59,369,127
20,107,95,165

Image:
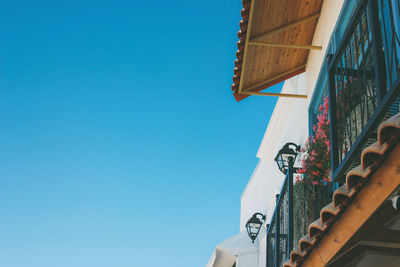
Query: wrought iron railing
266,0,400,264
266,164,333,266
266,166,293,267
379,0,400,86
328,0,400,182
266,220,276,267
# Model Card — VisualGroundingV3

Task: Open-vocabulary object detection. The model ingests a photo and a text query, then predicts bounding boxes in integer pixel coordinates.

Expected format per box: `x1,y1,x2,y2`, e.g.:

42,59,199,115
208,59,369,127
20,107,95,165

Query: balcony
329,0,400,182
266,0,400,266
266,165,332,267
266,170,292,267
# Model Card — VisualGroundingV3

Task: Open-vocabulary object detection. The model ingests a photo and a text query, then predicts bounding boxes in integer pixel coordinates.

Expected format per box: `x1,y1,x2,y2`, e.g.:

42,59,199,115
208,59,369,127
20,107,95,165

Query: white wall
237,0,346,266
236,252,258,267
257,225,267,267
206,1,348,266
240,76,308,229
240,0,345,228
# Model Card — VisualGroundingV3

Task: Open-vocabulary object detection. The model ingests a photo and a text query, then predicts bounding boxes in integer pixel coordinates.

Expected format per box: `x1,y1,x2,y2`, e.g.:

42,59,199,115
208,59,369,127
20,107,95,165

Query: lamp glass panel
276,157,284,170
249,222,261,228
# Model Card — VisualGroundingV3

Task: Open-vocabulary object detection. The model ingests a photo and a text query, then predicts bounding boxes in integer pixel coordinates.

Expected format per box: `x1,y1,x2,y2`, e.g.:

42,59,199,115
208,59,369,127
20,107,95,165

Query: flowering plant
293,96,332,244
297,96,331,185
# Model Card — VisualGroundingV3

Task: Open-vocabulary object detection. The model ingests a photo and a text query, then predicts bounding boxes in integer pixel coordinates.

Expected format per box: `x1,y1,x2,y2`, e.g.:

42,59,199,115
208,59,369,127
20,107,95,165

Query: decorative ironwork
278,189,289,265
266,221,275,267
328,0,400,182
266,0,400,264
330,1,379,165
266,168,293,267
379,0,400,87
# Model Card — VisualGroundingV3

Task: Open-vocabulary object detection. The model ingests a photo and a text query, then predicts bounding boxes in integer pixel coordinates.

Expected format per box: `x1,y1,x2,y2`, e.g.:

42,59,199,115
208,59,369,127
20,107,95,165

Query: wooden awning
232,0,323,101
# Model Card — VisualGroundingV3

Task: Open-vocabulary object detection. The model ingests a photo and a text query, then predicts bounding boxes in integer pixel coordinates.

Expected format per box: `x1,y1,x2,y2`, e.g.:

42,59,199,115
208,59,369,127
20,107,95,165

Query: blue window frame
378,0,400,87
308,0,359,134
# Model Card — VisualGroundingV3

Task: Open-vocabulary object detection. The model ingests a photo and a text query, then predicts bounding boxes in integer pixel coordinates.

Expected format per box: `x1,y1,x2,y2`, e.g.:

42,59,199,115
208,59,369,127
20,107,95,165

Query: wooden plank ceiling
232,0,324,101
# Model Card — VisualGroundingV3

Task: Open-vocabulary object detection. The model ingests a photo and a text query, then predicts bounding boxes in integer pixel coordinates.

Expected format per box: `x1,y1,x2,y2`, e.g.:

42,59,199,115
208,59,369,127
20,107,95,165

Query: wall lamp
245,212,266,243
274,142,300,174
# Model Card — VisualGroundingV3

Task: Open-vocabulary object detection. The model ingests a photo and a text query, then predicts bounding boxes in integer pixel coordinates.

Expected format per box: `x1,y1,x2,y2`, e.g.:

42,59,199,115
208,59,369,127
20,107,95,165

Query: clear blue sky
0,1,280,266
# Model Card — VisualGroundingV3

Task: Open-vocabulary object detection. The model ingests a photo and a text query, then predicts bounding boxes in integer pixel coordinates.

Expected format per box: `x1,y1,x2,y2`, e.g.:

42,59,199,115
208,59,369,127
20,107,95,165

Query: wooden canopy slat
232,0,324,101
250,12,321,42
242,91,308,98
244,64,306,92
248,41,322,50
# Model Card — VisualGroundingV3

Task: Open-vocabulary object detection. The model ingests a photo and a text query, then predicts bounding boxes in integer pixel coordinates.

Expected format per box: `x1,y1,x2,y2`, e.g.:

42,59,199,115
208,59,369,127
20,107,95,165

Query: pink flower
295,175,303,184
312,170,320,177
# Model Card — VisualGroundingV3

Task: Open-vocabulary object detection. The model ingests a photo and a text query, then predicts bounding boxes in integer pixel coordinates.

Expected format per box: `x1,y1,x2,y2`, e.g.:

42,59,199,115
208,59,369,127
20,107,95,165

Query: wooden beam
368,229,400,244
241,91,307,99
331,201,399,263
250,12,321,42
249,41,322,50
359,240,400,249
238,0,256,94
242,64,306,92
328,243,400,267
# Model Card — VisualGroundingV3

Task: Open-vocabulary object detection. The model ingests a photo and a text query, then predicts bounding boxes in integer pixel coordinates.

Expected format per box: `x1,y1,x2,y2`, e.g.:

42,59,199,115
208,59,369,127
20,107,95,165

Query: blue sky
0,1,280,266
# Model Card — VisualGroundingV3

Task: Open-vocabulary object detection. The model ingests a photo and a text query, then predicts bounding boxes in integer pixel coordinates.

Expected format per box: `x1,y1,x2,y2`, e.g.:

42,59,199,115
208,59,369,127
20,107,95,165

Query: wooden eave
232,0,324,102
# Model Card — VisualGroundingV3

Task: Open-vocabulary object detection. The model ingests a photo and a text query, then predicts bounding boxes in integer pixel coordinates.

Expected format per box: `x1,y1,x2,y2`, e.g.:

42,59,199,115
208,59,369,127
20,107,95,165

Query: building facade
208,0,400,266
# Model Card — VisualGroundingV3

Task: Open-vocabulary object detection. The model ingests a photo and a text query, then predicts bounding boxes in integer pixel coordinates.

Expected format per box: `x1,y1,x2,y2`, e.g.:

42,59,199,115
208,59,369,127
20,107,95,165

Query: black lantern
274,142,300,174
245,213,266,243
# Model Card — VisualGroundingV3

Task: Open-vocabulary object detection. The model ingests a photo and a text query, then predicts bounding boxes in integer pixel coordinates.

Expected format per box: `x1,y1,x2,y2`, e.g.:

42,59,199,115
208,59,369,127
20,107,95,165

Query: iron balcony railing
266,163,294,267
266,0,400,265
265,169,332,267
328,0,400,182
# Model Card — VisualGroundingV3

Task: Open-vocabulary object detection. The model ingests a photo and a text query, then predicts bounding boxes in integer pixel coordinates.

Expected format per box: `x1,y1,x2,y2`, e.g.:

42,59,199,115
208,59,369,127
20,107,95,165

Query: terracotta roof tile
299,234,317,252
320,202,342,224
282,261,297,267
289,248,306,263
360,141,389,169
282,112,400,267
230,0,251,98
345,165,372,190
237,30,246,40
378,113,400,144
308,218,328,238
332,184,356,208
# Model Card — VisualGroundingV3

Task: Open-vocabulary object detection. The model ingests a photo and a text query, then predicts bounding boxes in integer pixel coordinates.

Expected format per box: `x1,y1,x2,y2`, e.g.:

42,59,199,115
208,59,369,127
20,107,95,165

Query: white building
208,0,400,266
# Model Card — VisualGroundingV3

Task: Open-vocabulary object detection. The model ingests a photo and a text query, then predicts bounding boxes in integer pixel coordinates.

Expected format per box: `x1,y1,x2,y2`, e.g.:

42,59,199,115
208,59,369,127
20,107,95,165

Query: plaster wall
236,252,258,267
239,0,345,239
206,1,348,266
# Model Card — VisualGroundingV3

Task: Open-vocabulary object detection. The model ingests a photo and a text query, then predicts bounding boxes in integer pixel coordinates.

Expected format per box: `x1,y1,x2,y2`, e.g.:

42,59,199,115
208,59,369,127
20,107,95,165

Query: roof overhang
283,112,400,267
301,142,400,266
232,0,324,101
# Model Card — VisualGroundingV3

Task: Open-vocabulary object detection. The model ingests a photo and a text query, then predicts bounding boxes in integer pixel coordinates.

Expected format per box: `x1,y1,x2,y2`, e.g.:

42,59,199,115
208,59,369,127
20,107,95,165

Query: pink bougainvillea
297,96,331,185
